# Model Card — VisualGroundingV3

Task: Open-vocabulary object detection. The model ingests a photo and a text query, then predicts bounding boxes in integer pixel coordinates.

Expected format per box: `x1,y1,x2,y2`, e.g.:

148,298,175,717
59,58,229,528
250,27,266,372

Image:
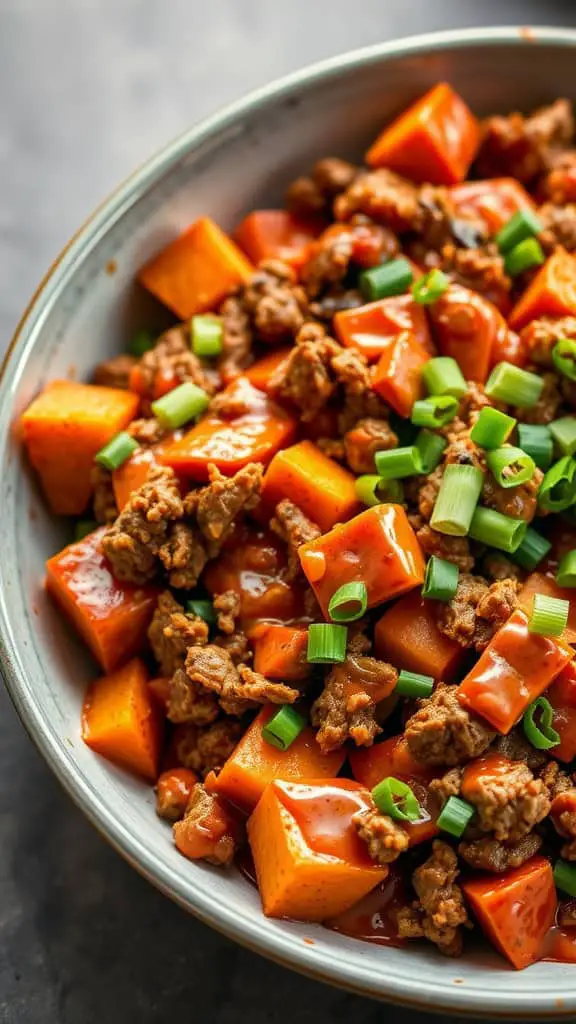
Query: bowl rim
3,25,576,1016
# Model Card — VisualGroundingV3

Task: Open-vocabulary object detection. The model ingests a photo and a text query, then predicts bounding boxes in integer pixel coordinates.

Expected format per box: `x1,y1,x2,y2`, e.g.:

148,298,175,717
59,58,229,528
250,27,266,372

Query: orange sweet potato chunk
139,216,254,320
509,248,576,330
21,380,139,515
374,591,465,681
234,210,322,270
248,779,387,921
82,657,164,780
261,440,361,533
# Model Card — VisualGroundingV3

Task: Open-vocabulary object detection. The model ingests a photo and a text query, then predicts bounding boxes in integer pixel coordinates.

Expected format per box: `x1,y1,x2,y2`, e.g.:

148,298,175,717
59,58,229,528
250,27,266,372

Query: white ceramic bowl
2,26,576,1017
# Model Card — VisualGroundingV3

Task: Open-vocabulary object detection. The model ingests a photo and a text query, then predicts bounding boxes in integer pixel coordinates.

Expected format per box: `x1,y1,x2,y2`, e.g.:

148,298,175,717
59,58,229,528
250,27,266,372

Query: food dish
5,25,576,1015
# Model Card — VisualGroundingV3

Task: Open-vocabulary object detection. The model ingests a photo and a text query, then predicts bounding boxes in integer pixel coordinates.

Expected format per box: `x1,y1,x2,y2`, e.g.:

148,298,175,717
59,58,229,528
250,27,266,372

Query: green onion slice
307,623,348,664
359,257,414,302
95,431,138,471
411,269,450,306
186,599,217,626
470,407,516,449
504,237,545,277
191,315,223,358
556,550,576,588
328,582,368,623
430,464,484,537
486,445,536,489
415,430,447,474
411,394,459,429
422,556,459,601
261,706,307,751
75,519,98,542
550,416,576,457
528,592,570,637
554,860,576,898
495,208,543,253
374,446,423,480
538,456,576,512
395,670,434,699
552,339,576,383
469,506,527,553
355,475,404,508
422,356,467,399
485,362,544,408
437,796,475,838
371,777,421,822
511,527,552,571
517,423,554,471
128,328,154,357
523,696,560,751
151,381,209,429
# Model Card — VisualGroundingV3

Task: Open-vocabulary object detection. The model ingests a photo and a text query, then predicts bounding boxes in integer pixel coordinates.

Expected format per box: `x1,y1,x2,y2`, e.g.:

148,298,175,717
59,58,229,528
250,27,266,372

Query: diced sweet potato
547,661,576,764
372,330,430,417
253,624,310,681
248,779,387,921
509,248,576,330
350,734,436,785
261,440,360,532
334,295,433,363
448,178,535,234
234,210,322,270
244,349,292,394
374,592,464,681
82,657,164,780
21,380,139,515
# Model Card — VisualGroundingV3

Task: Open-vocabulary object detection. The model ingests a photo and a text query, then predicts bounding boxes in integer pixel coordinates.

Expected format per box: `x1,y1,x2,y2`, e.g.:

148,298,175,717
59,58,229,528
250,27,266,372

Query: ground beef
213,590,241,635
520,316,576,366
189,462,262,557
270,499,321,580
311,655,397,752
241,259,308,343
343,417,398,474
269,321,341,420
167,668,220,725
492,730,547,773
93,353,137,389
158,521,208,589
309,287,364,322
353,806,410,865
300,220,398,298
173,720,243,777
102,466,183,583
436,574,518,651
462,757,550,841
436,242,511,312
539,202,576,253
216,294,254,383
127,417,168,446
549,787,576,859
415,523,475,573
541,150,576,203
148,591,209,677
91,464,117,524
483,467,543,522
155,768,198,823
405,684,495,766
334,167,423,233
286,157,358,218
483,552,524,583
540,760,574,798
475,98,574,184
185,645,298,716
458,833,542,873
444,435,487,471
397,841,470,957
173,783,239,866
135,325,220,400
214,630,251,665
316,437,346,461
513,371,562,425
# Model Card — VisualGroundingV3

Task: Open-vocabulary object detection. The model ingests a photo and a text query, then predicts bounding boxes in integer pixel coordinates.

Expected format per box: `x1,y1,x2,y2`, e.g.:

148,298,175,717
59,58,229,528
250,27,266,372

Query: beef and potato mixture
21,82,576,969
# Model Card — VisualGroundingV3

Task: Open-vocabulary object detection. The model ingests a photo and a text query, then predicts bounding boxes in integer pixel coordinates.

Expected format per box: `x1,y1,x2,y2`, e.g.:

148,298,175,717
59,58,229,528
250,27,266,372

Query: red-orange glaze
372,330,430,416
543,900,576,962
448,178,535,234
334,295,433,362
429,283,515,383
326,868,407,947
548,661,576,763
274,779,375,866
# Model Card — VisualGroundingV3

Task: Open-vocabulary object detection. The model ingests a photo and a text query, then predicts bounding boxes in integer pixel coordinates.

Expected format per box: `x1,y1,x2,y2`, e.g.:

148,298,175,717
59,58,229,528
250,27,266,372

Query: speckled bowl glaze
2,26,576,1016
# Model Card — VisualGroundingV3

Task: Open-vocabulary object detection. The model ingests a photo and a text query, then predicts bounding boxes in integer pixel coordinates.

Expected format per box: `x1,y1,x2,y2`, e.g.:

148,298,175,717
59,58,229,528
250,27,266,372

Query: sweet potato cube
374,592,464,681
253,624,310,681
509,248,576,330
334,295,433,362
234,210,321,270
248,779,387,921
261,440,360,532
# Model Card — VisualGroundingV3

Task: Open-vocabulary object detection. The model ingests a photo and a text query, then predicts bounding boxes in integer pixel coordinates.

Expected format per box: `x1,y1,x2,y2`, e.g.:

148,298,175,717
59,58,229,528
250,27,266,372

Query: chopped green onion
504,237,545,277
523,696,560,751
411,269,450,306
511,527,552,571
485,362,544,408
517,423,554,471
328,582,368,623
191,315,223,358
430,464,484,537
358,257,414,301
415,430,447,474
307,623,347,664
469,407,516,449
422,356,467,398
550,416,576,457
374,446,423,480
371,777,421,822
128,328,154,357
411,394,459,429
186,599,217,626
261,706,307,751
395,670,434,699
355,475,404,507
486,445,536,489
151,381,209,429
469,506,527,553
495,208,543,253
538,456,576,512
75,519,98,542
437,796,475,838
422,556,459,601
528,592,569,637
95,431,138,471
552,339,576,382
557,550,576,587
554,859,576,898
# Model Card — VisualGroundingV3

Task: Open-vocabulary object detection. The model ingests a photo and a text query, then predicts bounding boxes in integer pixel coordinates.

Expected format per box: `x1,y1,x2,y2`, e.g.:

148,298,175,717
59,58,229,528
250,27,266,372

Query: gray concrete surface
0,1,574,1021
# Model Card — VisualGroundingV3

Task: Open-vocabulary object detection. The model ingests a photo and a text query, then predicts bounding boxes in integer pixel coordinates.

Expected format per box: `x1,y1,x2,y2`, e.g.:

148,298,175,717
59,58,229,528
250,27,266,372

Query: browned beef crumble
311,654,397,753
463,759,551,841
148,590,209,678
550,789,576,860
91,464,117,524
353,806,410,865
270,499,321,580
539,202,576,253
492,730,547,773
434,242,511,310
483,468,543,522
173,721,243,777
397,841,471,957
458,833,543,873
435,574,518,651
513,371,562,425
158,521,209,589
93,353,137,389
286,157,358,218
475,98,574,183
214,631,252,665
185,645,299,717
188,462,263,558
102,466,183,583
173,784,238,866
216,294,253,383
213,590,241,635
241,259,309,342
135,324,220,400
414,522,475,573
520,315,576,366
405,684,495,766
127,417,168,446
167,668,220,726
343,417,398,474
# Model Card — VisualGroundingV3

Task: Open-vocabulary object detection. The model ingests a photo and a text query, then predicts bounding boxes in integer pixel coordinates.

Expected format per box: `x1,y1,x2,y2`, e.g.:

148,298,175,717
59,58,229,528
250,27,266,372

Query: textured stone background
0,2,574,1021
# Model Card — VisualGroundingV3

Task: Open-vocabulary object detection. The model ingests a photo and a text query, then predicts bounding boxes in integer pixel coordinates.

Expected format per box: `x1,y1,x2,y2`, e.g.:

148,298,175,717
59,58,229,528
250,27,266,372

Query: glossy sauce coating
274,779,375,866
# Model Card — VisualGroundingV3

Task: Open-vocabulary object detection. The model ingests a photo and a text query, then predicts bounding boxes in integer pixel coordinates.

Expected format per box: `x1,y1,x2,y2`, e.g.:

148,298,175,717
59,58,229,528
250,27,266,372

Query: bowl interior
2,28,576,1016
